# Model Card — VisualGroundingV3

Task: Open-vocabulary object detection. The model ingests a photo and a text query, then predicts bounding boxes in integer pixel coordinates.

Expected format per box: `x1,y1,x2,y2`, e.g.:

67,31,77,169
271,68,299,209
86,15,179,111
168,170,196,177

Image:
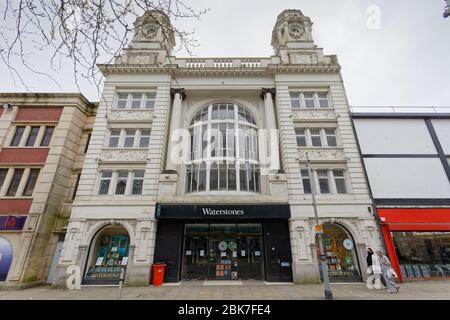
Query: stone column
261,88,281,172
165,88,186,173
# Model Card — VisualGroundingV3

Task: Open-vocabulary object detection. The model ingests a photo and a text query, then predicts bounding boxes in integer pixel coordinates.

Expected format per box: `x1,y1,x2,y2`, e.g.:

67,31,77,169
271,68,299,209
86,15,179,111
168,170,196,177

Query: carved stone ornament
271,10,311,48
69,226,80,233
297,148,346,161
132,10,175,46
109,110,153,122
292,109,337,121
100,149,148,162
289,22,304,39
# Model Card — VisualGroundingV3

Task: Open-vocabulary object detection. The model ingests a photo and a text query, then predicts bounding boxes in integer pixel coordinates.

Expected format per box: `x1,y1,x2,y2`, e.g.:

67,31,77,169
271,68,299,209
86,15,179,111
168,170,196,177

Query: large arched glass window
186,103,260,193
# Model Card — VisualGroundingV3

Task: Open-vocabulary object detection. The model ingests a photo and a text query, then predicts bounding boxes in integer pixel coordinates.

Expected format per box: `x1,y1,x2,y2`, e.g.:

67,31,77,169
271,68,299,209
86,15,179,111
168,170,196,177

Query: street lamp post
306,152,333,300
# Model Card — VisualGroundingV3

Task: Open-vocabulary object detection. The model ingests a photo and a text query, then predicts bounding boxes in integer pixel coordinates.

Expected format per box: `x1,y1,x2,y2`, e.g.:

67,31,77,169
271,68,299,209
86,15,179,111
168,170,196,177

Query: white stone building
53,9,381,286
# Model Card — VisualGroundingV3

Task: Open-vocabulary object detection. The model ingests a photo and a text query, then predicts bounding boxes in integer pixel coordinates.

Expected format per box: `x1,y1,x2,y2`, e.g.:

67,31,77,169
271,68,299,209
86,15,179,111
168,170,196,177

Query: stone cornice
0,93,97,115
97,63,341,77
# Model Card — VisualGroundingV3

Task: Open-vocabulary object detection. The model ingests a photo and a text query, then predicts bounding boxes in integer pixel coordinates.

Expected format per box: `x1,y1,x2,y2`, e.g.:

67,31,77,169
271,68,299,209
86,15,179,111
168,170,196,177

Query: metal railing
350,106,450,114
180,57,270,68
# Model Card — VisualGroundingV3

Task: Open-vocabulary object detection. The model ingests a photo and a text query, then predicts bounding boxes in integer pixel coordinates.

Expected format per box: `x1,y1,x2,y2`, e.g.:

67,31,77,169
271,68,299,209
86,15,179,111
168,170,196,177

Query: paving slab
0,280,450,300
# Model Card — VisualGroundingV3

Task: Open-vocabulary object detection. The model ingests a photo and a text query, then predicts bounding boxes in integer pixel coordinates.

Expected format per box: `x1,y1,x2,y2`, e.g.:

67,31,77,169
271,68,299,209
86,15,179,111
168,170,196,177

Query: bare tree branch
0,0,209,97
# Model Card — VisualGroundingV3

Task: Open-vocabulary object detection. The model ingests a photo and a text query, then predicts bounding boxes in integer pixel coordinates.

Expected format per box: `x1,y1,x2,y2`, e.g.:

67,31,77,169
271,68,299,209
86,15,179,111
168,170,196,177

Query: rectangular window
98,171,112,195
317,170,330,194
186,165,192,193
6,169,24,196
145,93,156,109
304,93,315,108
40,127,54,146
301,169,312,194
131,170,144,195
333,170,347,193
117,93,129,109
22,169,40,196
0,168,8,190
191,164,199,192
219,163,227,190
325,128,337,147
310,129,322,147
198,163,207,191
318,93,329,108
108,130,121,147
295,128,307,147
26,127,41,146
210,163,219,191
131,93,143,109
10,126,25,146
290,93,301,108
123,129,135,148
240,163,248,191
115,171,128,195
139,130,151,148
228,163,236,190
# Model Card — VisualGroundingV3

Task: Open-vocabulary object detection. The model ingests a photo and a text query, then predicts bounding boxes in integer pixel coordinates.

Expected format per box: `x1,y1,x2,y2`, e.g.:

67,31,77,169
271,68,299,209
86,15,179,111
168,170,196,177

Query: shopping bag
387,268,397,278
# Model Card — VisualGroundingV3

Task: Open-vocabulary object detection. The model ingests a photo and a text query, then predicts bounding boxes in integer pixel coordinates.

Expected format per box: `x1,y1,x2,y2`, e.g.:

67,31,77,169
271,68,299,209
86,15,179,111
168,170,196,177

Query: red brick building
0,93,96,288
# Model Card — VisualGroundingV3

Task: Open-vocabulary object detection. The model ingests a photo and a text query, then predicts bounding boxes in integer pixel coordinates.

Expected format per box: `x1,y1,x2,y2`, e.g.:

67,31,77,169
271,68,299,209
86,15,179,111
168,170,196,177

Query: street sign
314,224,324,234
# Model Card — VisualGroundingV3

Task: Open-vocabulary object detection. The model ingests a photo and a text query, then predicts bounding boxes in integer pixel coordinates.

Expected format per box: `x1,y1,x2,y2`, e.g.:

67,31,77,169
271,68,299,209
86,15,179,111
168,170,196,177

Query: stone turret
271,9,337,65
115,10,175,65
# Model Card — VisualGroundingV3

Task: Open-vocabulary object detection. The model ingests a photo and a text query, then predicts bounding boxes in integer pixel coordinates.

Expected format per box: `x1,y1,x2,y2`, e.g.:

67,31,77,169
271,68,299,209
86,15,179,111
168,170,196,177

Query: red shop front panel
378,208,450,282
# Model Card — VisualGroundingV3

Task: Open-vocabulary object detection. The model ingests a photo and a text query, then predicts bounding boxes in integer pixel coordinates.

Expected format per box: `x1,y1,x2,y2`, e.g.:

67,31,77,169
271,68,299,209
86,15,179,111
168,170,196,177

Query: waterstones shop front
153,204,293,283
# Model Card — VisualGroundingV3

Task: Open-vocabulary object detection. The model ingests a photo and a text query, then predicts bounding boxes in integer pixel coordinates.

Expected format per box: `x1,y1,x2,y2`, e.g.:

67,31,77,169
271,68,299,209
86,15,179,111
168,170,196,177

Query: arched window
186,103,260,193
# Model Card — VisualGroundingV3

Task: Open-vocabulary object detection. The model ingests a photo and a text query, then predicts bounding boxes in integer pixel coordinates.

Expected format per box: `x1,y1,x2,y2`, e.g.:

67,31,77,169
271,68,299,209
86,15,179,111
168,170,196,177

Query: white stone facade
54,9,382,286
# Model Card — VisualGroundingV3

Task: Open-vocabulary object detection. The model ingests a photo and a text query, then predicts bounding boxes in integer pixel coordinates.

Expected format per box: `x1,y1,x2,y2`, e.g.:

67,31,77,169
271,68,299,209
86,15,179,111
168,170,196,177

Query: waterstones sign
202,208,245,216
156,204,290,220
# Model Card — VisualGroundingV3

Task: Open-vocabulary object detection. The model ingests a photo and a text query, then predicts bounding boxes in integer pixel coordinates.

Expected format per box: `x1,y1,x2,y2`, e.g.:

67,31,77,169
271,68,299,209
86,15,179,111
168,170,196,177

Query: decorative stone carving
260,88,276,99
116,51,159,64
292,109,337,121
132,11,175,47
297,148,345,161
294,225,305,238
109,110,153,122
100,149,148,162
271,10,313,49
289,22,304,39
114,10,175,65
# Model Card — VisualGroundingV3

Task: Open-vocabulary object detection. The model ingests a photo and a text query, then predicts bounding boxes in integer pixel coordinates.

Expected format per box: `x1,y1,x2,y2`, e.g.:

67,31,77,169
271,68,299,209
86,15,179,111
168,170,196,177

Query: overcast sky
1,0,449,107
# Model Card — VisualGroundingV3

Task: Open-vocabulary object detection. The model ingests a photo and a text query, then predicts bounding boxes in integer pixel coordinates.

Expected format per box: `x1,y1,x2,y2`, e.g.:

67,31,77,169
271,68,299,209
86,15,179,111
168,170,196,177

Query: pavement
0,280,449,300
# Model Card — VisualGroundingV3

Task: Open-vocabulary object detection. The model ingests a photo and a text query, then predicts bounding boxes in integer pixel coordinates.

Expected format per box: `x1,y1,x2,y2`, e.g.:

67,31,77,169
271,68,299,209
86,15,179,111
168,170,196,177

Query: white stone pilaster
262,88,281,173
165,88,185,172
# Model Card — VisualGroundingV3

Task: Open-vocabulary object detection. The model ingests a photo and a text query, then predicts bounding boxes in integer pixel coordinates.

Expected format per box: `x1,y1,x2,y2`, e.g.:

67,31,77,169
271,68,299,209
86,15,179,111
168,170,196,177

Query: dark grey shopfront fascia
153,204,293,283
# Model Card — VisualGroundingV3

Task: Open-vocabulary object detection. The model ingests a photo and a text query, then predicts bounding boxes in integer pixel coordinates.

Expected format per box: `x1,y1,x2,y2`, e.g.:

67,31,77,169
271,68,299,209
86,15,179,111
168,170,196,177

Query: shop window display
393,232,450,278
317,223,361,282
84,228,130,284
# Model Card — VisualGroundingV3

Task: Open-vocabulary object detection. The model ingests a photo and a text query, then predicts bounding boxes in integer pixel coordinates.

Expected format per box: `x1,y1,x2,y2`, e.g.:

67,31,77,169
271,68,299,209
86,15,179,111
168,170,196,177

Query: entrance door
209,237,237,280
181,223,265,281
236,224,264,280
182,236,208,280
264,221,293,282
154,222,183,282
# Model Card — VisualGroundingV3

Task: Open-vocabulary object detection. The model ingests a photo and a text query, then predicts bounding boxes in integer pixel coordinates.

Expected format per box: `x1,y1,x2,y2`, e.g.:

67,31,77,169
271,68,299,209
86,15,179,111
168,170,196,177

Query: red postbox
152,263,166,286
